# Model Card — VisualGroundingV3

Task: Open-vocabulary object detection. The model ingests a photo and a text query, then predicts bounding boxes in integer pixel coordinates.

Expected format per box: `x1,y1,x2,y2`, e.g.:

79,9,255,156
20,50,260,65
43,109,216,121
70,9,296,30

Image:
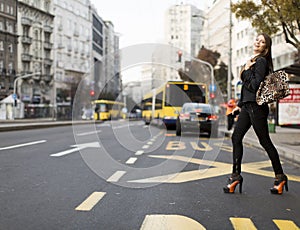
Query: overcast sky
90,0,213,48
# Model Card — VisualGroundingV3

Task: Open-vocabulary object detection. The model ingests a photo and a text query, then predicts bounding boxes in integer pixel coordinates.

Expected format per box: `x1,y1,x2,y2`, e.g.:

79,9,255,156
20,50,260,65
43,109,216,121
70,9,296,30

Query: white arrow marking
50,142,101,157
0,140,46,151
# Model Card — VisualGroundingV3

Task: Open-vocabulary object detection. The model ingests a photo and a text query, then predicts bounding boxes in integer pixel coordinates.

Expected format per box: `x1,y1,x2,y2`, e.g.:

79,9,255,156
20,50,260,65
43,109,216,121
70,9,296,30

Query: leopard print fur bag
256,70,290,105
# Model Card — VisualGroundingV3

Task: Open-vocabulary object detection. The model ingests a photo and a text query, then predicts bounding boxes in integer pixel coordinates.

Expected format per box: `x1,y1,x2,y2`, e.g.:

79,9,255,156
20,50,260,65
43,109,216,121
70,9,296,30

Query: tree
197,47,228,95
231,0,300,62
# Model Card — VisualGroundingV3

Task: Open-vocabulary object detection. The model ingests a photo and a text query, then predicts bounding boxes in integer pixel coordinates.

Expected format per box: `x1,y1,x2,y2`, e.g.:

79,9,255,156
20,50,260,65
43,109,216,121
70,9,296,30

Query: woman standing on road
223,33,288,195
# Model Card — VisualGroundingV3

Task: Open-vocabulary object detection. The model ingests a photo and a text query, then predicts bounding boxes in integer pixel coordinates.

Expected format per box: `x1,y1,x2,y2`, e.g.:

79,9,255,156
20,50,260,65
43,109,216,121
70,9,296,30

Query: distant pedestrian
223,33,288,194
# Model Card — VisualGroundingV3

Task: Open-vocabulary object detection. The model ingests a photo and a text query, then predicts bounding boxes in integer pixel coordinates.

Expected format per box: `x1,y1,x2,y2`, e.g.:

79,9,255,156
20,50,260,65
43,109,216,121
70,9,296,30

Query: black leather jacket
238,57,269,107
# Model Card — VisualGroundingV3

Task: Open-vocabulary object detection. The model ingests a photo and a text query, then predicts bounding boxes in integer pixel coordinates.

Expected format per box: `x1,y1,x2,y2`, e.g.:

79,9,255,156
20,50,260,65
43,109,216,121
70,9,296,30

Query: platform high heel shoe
270,174,288,195
223,173,243,194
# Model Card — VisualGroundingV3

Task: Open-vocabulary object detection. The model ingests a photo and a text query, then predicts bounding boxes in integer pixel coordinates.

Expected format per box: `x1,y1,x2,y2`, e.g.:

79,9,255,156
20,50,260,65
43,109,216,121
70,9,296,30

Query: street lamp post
13,72,41,120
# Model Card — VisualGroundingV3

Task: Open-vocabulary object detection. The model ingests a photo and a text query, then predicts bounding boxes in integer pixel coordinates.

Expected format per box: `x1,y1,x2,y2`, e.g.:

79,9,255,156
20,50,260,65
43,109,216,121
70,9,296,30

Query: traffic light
89,89,95,97
177,50,182,62
210,92,215,99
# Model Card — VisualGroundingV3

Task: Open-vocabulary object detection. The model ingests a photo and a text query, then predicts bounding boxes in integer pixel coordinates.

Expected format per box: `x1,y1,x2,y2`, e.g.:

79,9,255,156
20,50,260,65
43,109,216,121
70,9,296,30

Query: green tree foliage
232,0,300,61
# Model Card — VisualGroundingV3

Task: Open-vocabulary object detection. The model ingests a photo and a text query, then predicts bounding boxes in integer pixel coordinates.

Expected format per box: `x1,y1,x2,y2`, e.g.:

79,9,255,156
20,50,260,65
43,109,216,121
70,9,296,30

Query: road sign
209,84,216,92
12,94,17,99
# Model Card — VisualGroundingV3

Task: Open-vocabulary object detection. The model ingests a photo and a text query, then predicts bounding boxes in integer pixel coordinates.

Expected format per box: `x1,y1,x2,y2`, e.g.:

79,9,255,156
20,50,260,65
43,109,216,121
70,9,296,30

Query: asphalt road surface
0,120,299,229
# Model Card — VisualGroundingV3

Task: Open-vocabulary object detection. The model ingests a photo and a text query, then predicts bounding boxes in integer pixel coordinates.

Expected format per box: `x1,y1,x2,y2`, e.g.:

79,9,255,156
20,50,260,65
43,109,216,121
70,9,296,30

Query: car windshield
183,103,212,113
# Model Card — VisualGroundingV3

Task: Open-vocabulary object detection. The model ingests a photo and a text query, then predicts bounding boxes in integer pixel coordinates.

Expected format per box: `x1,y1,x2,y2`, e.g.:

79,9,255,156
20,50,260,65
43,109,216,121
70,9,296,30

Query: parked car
176,102,219,137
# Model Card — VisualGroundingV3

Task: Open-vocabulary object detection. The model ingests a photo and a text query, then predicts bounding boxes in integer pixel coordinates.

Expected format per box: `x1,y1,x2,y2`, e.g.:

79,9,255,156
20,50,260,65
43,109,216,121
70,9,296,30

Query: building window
8,44,13,53
0,3,4,12
0,41,3,51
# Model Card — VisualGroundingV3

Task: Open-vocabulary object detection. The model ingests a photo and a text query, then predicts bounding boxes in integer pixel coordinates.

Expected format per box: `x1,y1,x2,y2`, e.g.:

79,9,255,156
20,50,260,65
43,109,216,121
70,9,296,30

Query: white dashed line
142,145,150,149
126,157,138,164
107,171,126,182
135,150,144,156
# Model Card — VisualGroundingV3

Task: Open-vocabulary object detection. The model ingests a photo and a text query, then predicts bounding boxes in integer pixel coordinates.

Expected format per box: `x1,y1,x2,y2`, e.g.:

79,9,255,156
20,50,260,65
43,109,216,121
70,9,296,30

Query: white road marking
50,147,85,157
0,140,46,151
142,145,149,149
126,157,137,164
147,141,153,145
50,142,101,157
107,171,126,182
135,150,144,156
75,192,106,211
77,130,102,136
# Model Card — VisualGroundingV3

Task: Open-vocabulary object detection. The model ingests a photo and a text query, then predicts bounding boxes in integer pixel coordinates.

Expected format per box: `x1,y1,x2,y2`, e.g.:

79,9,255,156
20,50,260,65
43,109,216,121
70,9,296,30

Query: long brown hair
255,33,274,73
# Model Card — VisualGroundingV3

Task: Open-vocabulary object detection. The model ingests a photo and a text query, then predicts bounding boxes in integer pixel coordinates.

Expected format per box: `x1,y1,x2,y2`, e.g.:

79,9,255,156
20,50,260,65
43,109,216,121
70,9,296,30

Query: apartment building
0,0,18,100
52,0,92,119
17,0,54,118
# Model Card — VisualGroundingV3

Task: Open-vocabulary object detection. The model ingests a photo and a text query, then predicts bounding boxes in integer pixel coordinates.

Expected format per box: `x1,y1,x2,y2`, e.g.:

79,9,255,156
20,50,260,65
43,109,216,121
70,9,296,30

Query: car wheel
176,118,181,136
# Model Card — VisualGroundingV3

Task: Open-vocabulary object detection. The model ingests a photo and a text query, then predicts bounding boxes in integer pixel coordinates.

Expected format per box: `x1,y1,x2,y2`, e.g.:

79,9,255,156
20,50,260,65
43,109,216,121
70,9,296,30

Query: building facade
0,0,18,100
17,0,54,118
52,0,92,119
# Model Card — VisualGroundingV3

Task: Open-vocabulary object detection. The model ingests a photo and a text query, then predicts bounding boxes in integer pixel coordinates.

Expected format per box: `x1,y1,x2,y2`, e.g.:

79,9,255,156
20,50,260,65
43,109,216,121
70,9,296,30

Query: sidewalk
220,125,300,166
1,119,299,165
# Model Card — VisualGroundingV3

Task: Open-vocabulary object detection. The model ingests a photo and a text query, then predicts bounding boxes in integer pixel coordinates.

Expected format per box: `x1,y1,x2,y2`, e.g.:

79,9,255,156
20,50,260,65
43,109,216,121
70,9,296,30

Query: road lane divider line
126,157,137,164
107,171,126,182
75,192,106,211
135,150,144,156
0,140,46,151
273,219,299,229
142,145,150,149
50,147,85,157
230,217,257,230
147,141,153,145
77,130,102,136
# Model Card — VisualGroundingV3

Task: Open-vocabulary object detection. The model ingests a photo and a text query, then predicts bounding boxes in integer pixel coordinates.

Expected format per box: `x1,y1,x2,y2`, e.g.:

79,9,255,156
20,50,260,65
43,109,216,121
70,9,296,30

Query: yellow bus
93,99,125,121
141,81,208,128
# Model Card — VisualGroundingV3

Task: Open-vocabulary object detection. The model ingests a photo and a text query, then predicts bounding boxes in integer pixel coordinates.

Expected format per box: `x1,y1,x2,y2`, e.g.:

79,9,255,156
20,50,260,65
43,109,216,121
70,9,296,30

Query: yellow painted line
190,142,213,151
140,215,206,230
273,219,299,229
129,155,231,183
75,192,106,211
165,133,176,136
243,161,300,182
230,217,257,230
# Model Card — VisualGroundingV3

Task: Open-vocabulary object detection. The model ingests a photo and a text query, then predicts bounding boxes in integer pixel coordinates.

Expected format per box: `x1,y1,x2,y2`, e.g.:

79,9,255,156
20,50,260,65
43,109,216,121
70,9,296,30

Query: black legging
231,102,283,175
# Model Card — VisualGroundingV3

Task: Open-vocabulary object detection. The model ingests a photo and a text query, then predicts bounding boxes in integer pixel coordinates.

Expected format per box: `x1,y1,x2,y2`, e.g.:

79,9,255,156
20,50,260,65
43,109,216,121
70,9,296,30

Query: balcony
42,74,52,82
1,68,6,75
44,42,53,50
44,58,53,66
44,25,53,33
21,53,33,62
21,17,33,26
7,69,16,76
21,36,32,44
